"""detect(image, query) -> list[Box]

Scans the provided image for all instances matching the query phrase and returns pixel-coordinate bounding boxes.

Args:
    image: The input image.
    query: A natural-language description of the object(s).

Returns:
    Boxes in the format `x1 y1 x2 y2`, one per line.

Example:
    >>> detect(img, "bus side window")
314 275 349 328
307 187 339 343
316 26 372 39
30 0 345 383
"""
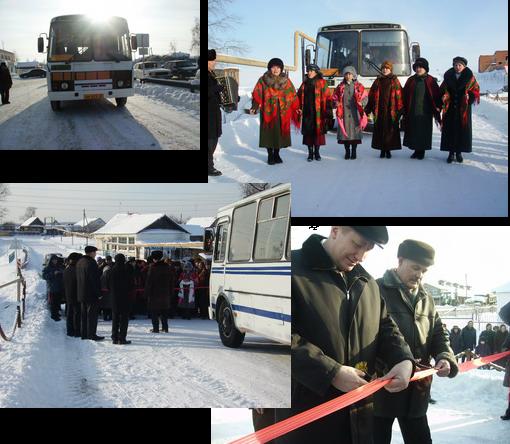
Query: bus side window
214 224 228 262
229 202 257 262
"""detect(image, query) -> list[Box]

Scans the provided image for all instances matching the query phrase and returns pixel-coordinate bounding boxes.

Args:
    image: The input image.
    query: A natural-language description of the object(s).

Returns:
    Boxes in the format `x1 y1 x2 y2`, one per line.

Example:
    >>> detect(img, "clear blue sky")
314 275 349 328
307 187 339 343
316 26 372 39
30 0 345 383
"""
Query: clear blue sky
212 0 508 75
1 183 242 223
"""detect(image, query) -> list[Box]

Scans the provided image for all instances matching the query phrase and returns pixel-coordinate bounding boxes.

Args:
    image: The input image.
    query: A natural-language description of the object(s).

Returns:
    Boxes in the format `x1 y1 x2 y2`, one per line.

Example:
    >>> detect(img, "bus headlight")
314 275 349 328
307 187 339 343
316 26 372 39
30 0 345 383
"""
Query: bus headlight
117 80 124 87
61 82 69 90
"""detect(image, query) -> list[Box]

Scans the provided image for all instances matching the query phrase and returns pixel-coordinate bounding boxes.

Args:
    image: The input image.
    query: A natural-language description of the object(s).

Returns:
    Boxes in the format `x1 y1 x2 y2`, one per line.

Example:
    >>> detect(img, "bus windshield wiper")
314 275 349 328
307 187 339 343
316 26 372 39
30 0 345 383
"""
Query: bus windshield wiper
363 57 383 75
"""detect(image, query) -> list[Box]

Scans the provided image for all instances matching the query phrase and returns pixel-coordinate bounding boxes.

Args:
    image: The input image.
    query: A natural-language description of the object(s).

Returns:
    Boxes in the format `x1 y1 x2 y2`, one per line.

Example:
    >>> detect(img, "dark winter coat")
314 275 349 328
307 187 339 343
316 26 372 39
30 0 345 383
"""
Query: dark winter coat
479 329 495 354
365 74 403 150
439 67 479 153
461 325 477 350
76 255 102 304
100 264 113 309
63 264 79 304
495 329 509 353
502 334 510 388
42 257 64 294
449 328 464 355
374 270 458 418
278 234 415 444
145 261 172 311
402 74 442 151
0 65 13 91
208 70 222 140
297 76 330 146
105 263 134 312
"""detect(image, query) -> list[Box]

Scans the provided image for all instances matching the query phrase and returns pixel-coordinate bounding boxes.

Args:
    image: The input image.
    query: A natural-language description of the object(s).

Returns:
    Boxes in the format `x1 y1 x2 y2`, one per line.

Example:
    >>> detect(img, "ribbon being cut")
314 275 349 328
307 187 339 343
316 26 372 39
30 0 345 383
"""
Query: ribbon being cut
229 350 510 444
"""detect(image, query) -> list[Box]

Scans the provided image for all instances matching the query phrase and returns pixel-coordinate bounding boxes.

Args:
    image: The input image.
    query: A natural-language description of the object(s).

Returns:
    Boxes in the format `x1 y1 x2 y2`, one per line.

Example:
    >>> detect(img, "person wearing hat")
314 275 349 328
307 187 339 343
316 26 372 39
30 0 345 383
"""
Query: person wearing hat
63 252 83 337
145 250 172 332
497 301 510 420
276 227 415 444
207 49 223 176
177 261 198 320
365 61 404 159
439 56 480 164
0 61 13 105
374 239 458 444
332 66 368 160
296 64 331 161
402 58 442 159
76 246 105 341
250 58 300 165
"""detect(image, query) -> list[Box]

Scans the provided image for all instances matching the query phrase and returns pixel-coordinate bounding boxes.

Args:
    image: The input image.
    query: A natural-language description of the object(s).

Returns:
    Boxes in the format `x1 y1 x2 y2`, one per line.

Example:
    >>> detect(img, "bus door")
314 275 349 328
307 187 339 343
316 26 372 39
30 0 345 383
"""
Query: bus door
210 219 229 316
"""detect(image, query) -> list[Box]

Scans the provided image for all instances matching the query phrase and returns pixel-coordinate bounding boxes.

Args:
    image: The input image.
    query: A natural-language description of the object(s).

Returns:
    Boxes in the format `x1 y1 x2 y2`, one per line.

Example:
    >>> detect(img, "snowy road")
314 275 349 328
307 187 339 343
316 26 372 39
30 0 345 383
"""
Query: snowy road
0 78 199 150
0 237 290 407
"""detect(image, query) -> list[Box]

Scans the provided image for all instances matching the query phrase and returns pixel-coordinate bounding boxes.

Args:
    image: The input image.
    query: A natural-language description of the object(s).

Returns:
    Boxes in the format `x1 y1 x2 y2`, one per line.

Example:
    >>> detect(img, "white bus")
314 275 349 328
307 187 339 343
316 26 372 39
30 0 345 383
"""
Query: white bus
38 15 138 111
205 184 291 348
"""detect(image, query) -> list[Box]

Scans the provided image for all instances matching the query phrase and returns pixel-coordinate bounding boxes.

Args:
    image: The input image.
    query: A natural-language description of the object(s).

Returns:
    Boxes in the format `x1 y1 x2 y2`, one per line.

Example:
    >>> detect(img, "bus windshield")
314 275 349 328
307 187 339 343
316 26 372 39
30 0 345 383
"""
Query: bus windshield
361 30 410 76
48 17 132 63
316 31 358 74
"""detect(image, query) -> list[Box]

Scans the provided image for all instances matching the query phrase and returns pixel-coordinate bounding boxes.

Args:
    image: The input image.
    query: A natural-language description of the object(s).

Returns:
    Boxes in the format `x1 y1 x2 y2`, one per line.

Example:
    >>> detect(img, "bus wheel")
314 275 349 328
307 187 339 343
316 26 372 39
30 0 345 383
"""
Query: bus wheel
50 101 61 111
218 301 245 348
115 97 127 107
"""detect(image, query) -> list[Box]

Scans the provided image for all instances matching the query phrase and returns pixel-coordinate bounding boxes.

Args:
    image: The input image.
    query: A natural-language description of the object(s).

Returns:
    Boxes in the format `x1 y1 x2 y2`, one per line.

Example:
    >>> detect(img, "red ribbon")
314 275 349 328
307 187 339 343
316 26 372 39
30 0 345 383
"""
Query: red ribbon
229 350 510 444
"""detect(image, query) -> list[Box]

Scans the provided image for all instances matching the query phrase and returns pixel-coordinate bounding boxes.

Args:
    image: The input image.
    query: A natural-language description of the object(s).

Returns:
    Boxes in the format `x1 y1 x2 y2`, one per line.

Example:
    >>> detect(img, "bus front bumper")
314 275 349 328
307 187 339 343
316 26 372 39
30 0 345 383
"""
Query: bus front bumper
47 88 134 101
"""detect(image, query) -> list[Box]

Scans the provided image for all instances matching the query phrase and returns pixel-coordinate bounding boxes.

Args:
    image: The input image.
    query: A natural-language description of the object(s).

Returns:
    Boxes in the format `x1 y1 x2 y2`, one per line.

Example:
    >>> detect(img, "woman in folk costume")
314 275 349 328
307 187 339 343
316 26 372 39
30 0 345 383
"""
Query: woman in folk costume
177 262 198 320
250 58 300 165
439 56 480 164
332 66 368 160
364 60 404 159
296 64 330 162
402 57 442 159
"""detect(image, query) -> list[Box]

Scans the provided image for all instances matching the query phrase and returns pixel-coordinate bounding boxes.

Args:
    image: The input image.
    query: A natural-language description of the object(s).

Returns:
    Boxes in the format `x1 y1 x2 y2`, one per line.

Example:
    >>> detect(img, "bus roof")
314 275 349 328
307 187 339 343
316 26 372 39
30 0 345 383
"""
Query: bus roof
216 183 290 215
318 22 407 32
50 15 128 23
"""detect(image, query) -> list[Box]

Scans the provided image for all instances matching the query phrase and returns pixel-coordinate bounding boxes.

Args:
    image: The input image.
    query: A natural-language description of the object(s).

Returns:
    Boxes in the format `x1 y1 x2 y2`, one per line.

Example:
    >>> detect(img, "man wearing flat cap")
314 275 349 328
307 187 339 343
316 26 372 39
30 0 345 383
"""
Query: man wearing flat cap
374 239 458 444
276 227 416 444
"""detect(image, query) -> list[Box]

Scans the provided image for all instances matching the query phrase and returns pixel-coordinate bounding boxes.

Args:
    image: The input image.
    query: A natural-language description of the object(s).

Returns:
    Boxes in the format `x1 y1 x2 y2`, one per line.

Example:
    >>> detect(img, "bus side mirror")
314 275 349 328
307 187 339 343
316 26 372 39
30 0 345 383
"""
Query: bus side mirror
305 48 311 67
203 228 214 253
38 37 44 53
131 35 138 51
411 44 420 62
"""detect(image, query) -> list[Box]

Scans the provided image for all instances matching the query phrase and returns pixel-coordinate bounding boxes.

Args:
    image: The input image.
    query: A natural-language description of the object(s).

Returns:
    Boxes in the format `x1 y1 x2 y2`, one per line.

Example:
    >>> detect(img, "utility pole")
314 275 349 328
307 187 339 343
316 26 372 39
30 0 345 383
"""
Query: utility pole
83 209 89 246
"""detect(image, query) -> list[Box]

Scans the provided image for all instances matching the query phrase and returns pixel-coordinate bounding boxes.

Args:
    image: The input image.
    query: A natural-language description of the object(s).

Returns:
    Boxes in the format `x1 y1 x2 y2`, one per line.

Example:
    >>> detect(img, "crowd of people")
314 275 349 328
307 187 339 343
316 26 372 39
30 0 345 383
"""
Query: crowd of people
208 49 481 173
42 246 211 345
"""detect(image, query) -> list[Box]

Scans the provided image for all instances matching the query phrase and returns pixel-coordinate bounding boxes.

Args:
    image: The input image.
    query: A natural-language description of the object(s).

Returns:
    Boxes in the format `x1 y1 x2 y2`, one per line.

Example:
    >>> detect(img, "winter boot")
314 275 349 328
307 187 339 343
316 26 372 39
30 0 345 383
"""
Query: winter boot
411 150 418 158
274 149 283 163
447 151 455 163
385 150 392 159
344 147 351 160
307 146 314 162
314 146 321 161
417 150 425 159
501 405 510 420
380 150 386 158
455 152 463 163
267 148 275 165
351 146 357 159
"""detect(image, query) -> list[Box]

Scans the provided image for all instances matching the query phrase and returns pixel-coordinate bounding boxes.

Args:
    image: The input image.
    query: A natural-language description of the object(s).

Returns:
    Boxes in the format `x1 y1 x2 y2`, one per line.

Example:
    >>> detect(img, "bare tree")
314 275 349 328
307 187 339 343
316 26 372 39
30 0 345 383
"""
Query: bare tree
0 183 10 221
208 0 249 55
20 206 37 222
240 183 272 198
191 17 200 53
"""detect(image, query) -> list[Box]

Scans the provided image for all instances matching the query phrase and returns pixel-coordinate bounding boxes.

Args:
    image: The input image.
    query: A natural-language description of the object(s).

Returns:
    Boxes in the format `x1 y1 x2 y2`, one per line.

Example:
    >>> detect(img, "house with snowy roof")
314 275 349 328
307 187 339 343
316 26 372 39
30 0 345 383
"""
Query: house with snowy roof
186 217 215 228
72 217 106 233
93 213 198 260
19 216 44 233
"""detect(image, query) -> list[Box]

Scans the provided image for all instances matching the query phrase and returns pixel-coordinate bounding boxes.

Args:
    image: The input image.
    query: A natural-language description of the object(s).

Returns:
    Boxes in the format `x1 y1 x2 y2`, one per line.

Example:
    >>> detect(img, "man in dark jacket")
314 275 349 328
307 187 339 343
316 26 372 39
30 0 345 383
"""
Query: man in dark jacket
145 250 171 333
499 302 510 420
277 227 415 444
449 325 464 357
43 254 65 321
63 252 82 337
208 49 223 176
105 254 134 344
76 246 104 341
461 320 477 361
479 324 495 354
0 62 13 105
374 239 458 444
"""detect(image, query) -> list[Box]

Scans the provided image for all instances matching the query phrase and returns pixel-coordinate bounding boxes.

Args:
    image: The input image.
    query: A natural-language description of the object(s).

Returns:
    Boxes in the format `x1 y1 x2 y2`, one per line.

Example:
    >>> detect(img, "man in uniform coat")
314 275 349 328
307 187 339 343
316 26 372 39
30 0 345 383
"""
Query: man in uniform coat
145 250 172 333
76 246 104 341
63 252 83 337
374 239 458 444
277 226 416 444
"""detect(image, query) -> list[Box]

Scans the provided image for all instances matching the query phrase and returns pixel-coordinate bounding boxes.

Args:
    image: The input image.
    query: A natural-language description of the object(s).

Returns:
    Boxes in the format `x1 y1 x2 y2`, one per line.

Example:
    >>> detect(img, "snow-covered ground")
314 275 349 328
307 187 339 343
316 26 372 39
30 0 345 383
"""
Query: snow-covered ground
0 236 290 408
0 78 199 150
211 370 509 444
210 85 508 217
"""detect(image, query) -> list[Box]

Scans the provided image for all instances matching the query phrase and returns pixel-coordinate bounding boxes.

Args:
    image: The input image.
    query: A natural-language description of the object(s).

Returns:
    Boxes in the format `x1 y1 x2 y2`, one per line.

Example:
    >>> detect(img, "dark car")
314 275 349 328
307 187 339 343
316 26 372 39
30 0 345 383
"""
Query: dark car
20 69 47 79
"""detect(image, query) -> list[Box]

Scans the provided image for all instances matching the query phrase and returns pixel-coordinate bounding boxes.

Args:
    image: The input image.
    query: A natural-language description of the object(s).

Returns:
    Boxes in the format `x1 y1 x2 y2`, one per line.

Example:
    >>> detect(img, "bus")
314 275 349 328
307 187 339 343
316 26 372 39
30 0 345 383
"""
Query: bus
308 22 420 91
38 15 138 111
205 184 291 348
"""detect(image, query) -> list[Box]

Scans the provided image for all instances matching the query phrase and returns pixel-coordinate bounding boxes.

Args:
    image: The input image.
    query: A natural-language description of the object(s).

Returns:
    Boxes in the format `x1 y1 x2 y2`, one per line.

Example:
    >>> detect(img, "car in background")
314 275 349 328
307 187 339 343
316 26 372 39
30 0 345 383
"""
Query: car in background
20 68 47 79
164 59 198 79
133 62 171 82
190 69 200 93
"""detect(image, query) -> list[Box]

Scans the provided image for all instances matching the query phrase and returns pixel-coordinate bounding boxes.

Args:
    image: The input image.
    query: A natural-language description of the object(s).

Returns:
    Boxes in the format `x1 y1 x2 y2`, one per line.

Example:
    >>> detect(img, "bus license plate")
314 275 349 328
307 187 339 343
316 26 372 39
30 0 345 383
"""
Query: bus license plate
84 94 103 100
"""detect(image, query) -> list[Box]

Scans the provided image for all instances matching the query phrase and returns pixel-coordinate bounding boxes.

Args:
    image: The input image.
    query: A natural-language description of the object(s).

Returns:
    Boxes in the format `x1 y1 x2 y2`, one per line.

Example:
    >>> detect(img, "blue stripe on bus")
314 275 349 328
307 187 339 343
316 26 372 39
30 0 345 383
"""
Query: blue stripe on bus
212 303 291 322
